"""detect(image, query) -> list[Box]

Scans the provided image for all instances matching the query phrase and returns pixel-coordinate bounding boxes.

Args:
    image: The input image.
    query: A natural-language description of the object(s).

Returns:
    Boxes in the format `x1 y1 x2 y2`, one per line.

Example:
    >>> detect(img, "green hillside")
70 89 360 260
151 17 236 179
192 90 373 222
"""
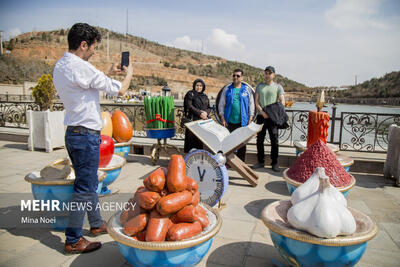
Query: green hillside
335 71 400 98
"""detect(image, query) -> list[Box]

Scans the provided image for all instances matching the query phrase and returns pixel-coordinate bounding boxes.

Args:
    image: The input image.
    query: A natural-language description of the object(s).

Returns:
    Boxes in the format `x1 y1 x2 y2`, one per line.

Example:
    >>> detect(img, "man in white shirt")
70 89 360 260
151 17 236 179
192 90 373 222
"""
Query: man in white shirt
53 23 133 254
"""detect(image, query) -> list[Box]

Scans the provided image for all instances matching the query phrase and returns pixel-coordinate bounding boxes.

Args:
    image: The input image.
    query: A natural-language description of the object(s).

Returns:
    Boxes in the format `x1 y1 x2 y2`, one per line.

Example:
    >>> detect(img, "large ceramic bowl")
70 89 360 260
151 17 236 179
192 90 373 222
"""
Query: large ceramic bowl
24 168 106 230
107 203 222 267
335 154 354 172
114 140 132 159
98 154 126 195
283 169 356 197
261 200 378 267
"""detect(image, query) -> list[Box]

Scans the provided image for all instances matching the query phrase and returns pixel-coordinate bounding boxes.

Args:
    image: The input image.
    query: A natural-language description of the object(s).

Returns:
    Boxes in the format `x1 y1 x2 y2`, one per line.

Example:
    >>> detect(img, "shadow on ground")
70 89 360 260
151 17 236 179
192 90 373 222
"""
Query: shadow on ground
228 175 255 188
353 172 396 189
2 143 29 151
206 241 285 266
0 205 65 254
70 241 126 267
265 181 290 196
126 154 170 167
244 199 279 219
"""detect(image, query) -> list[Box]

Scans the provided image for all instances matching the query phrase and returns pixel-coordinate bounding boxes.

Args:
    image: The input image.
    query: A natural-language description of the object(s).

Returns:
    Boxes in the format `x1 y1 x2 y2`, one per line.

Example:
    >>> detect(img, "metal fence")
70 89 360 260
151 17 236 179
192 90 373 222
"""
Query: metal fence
0 100 398 153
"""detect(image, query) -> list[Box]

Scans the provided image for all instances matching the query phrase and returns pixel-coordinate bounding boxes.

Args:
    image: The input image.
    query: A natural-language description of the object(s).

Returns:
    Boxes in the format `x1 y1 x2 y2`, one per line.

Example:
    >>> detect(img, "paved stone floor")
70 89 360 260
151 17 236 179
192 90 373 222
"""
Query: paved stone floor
0 140 399 266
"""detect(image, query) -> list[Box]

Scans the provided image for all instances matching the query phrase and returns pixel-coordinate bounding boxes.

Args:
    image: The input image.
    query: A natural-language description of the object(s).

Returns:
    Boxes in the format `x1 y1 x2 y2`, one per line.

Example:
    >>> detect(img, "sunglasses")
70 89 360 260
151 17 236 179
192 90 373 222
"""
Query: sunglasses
232 74 241 78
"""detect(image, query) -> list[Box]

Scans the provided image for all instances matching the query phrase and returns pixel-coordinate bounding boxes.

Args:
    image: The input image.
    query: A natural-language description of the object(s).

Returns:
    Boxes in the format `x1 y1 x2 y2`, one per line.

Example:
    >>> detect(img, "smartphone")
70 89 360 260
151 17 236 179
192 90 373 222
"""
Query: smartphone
121 51 130 69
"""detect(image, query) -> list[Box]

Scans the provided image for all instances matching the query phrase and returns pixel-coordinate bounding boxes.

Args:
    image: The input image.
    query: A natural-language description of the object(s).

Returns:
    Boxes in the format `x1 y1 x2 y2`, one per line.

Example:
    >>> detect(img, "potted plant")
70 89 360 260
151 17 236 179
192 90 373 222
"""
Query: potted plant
27 74 65 152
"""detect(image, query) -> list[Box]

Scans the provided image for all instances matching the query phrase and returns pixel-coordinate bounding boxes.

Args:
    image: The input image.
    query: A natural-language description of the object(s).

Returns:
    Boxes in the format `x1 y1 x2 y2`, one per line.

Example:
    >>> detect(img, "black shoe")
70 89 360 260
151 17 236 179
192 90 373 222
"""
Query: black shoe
271 164 281 172
251 162 264 169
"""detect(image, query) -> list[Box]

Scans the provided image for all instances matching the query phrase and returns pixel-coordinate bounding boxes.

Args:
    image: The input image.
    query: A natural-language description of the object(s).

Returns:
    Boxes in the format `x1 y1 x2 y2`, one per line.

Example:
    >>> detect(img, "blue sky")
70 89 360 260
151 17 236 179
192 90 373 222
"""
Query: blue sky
1 0 399 87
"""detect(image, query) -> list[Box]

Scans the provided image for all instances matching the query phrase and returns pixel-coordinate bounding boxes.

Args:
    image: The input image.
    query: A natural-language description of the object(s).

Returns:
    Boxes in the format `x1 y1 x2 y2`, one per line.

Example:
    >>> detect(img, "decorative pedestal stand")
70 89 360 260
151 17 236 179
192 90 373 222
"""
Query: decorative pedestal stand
107 203 222 267
145 128 180 165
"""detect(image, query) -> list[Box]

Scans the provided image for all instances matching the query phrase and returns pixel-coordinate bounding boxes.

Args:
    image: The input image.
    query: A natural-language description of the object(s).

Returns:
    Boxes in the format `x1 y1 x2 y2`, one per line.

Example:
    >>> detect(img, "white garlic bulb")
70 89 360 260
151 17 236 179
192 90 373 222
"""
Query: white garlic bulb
287 173 356 238
291 167 347 207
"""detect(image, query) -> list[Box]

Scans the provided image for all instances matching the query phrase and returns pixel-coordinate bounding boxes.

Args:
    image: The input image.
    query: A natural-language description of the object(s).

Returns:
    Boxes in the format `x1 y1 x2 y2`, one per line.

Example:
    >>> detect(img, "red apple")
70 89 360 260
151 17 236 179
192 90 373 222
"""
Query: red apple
99 134 114 167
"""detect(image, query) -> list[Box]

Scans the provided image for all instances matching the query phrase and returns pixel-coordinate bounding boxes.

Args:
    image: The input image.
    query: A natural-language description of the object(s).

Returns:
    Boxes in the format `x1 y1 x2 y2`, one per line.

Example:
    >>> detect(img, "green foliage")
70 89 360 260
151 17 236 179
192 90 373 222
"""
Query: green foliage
132 75 167 88
7 39 15 50
171 64 186 70
187 64 214 77
32 74 56 111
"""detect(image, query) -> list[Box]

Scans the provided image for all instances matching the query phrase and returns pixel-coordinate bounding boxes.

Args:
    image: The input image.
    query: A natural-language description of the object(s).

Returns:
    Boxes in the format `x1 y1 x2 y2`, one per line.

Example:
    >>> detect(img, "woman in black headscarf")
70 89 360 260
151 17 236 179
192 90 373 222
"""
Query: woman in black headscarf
183 78 211 153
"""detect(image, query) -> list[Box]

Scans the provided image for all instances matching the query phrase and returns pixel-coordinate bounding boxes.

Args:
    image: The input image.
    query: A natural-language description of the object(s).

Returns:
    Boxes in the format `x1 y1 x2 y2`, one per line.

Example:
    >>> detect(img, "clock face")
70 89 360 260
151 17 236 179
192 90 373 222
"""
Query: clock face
184 150 228 207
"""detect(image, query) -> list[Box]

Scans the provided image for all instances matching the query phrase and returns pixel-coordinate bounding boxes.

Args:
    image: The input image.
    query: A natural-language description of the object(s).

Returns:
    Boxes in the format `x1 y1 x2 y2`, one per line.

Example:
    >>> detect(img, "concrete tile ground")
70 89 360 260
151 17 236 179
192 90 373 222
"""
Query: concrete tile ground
0 140 399 266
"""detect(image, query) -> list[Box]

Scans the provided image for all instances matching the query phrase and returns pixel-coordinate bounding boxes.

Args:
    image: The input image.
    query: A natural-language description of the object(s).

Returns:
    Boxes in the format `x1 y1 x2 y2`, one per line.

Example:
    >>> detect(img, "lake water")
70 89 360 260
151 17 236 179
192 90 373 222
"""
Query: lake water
287 102 400 116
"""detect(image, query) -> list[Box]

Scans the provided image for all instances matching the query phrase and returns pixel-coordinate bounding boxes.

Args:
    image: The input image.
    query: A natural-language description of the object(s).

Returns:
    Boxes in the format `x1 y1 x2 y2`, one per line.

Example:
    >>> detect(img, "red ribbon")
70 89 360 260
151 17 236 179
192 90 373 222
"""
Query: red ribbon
146 114 175 124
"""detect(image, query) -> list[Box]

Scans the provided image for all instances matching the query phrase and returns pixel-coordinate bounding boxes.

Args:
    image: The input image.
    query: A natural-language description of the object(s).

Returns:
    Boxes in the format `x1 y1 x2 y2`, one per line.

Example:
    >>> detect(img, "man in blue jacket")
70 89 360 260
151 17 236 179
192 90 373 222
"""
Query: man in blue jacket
218 69 255 162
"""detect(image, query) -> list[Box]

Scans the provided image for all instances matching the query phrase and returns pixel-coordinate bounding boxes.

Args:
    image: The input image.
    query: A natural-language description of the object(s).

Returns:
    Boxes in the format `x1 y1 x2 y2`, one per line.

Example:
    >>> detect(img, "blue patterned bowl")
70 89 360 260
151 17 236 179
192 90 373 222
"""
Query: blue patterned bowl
261 200 377 267
114 140 132 159
107 203 222 267
282 169 356 197
98 154 126 195
24 168 106 230
145 128 176 139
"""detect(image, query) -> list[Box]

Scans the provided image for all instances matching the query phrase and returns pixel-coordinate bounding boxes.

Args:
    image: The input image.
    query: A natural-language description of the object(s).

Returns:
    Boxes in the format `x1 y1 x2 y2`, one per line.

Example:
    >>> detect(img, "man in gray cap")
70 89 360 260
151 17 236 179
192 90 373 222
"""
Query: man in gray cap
252 66 285 172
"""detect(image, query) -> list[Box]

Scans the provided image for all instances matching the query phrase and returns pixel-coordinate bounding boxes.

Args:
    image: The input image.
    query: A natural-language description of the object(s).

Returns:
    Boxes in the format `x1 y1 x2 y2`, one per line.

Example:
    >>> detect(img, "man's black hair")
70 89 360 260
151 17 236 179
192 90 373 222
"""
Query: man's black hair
68 23 102 51
233 68 244 75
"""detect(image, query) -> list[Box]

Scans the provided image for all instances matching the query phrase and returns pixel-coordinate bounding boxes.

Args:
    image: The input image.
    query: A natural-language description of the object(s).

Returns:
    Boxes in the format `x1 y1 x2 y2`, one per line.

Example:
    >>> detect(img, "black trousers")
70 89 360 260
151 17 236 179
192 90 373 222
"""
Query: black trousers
184 127 204 153
227 123 246 162
256 118 279 165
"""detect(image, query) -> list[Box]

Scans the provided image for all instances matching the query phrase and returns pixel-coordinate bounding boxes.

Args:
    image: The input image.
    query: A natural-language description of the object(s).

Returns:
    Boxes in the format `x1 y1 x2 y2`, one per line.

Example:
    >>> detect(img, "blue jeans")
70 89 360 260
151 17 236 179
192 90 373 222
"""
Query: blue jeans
65 127 103 244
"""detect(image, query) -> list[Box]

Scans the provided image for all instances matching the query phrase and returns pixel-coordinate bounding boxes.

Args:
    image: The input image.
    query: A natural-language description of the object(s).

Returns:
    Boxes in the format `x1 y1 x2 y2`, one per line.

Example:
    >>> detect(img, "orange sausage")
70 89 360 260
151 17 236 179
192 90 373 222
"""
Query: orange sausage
135 186 146 198
145 210 170 242
167 221 202 241
144 168 166 192
195 205 207 216
120 207 138 225
170 214 179 224
157 190 192 215
161 167 168 177
186 176 198 194
174 205 197 223
136 230 147 241
166 155 187 192
168 220 176 231
195 213 209 229
160 188 169 197
191 191 200 206
124 213 149 236
138 190 161 210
